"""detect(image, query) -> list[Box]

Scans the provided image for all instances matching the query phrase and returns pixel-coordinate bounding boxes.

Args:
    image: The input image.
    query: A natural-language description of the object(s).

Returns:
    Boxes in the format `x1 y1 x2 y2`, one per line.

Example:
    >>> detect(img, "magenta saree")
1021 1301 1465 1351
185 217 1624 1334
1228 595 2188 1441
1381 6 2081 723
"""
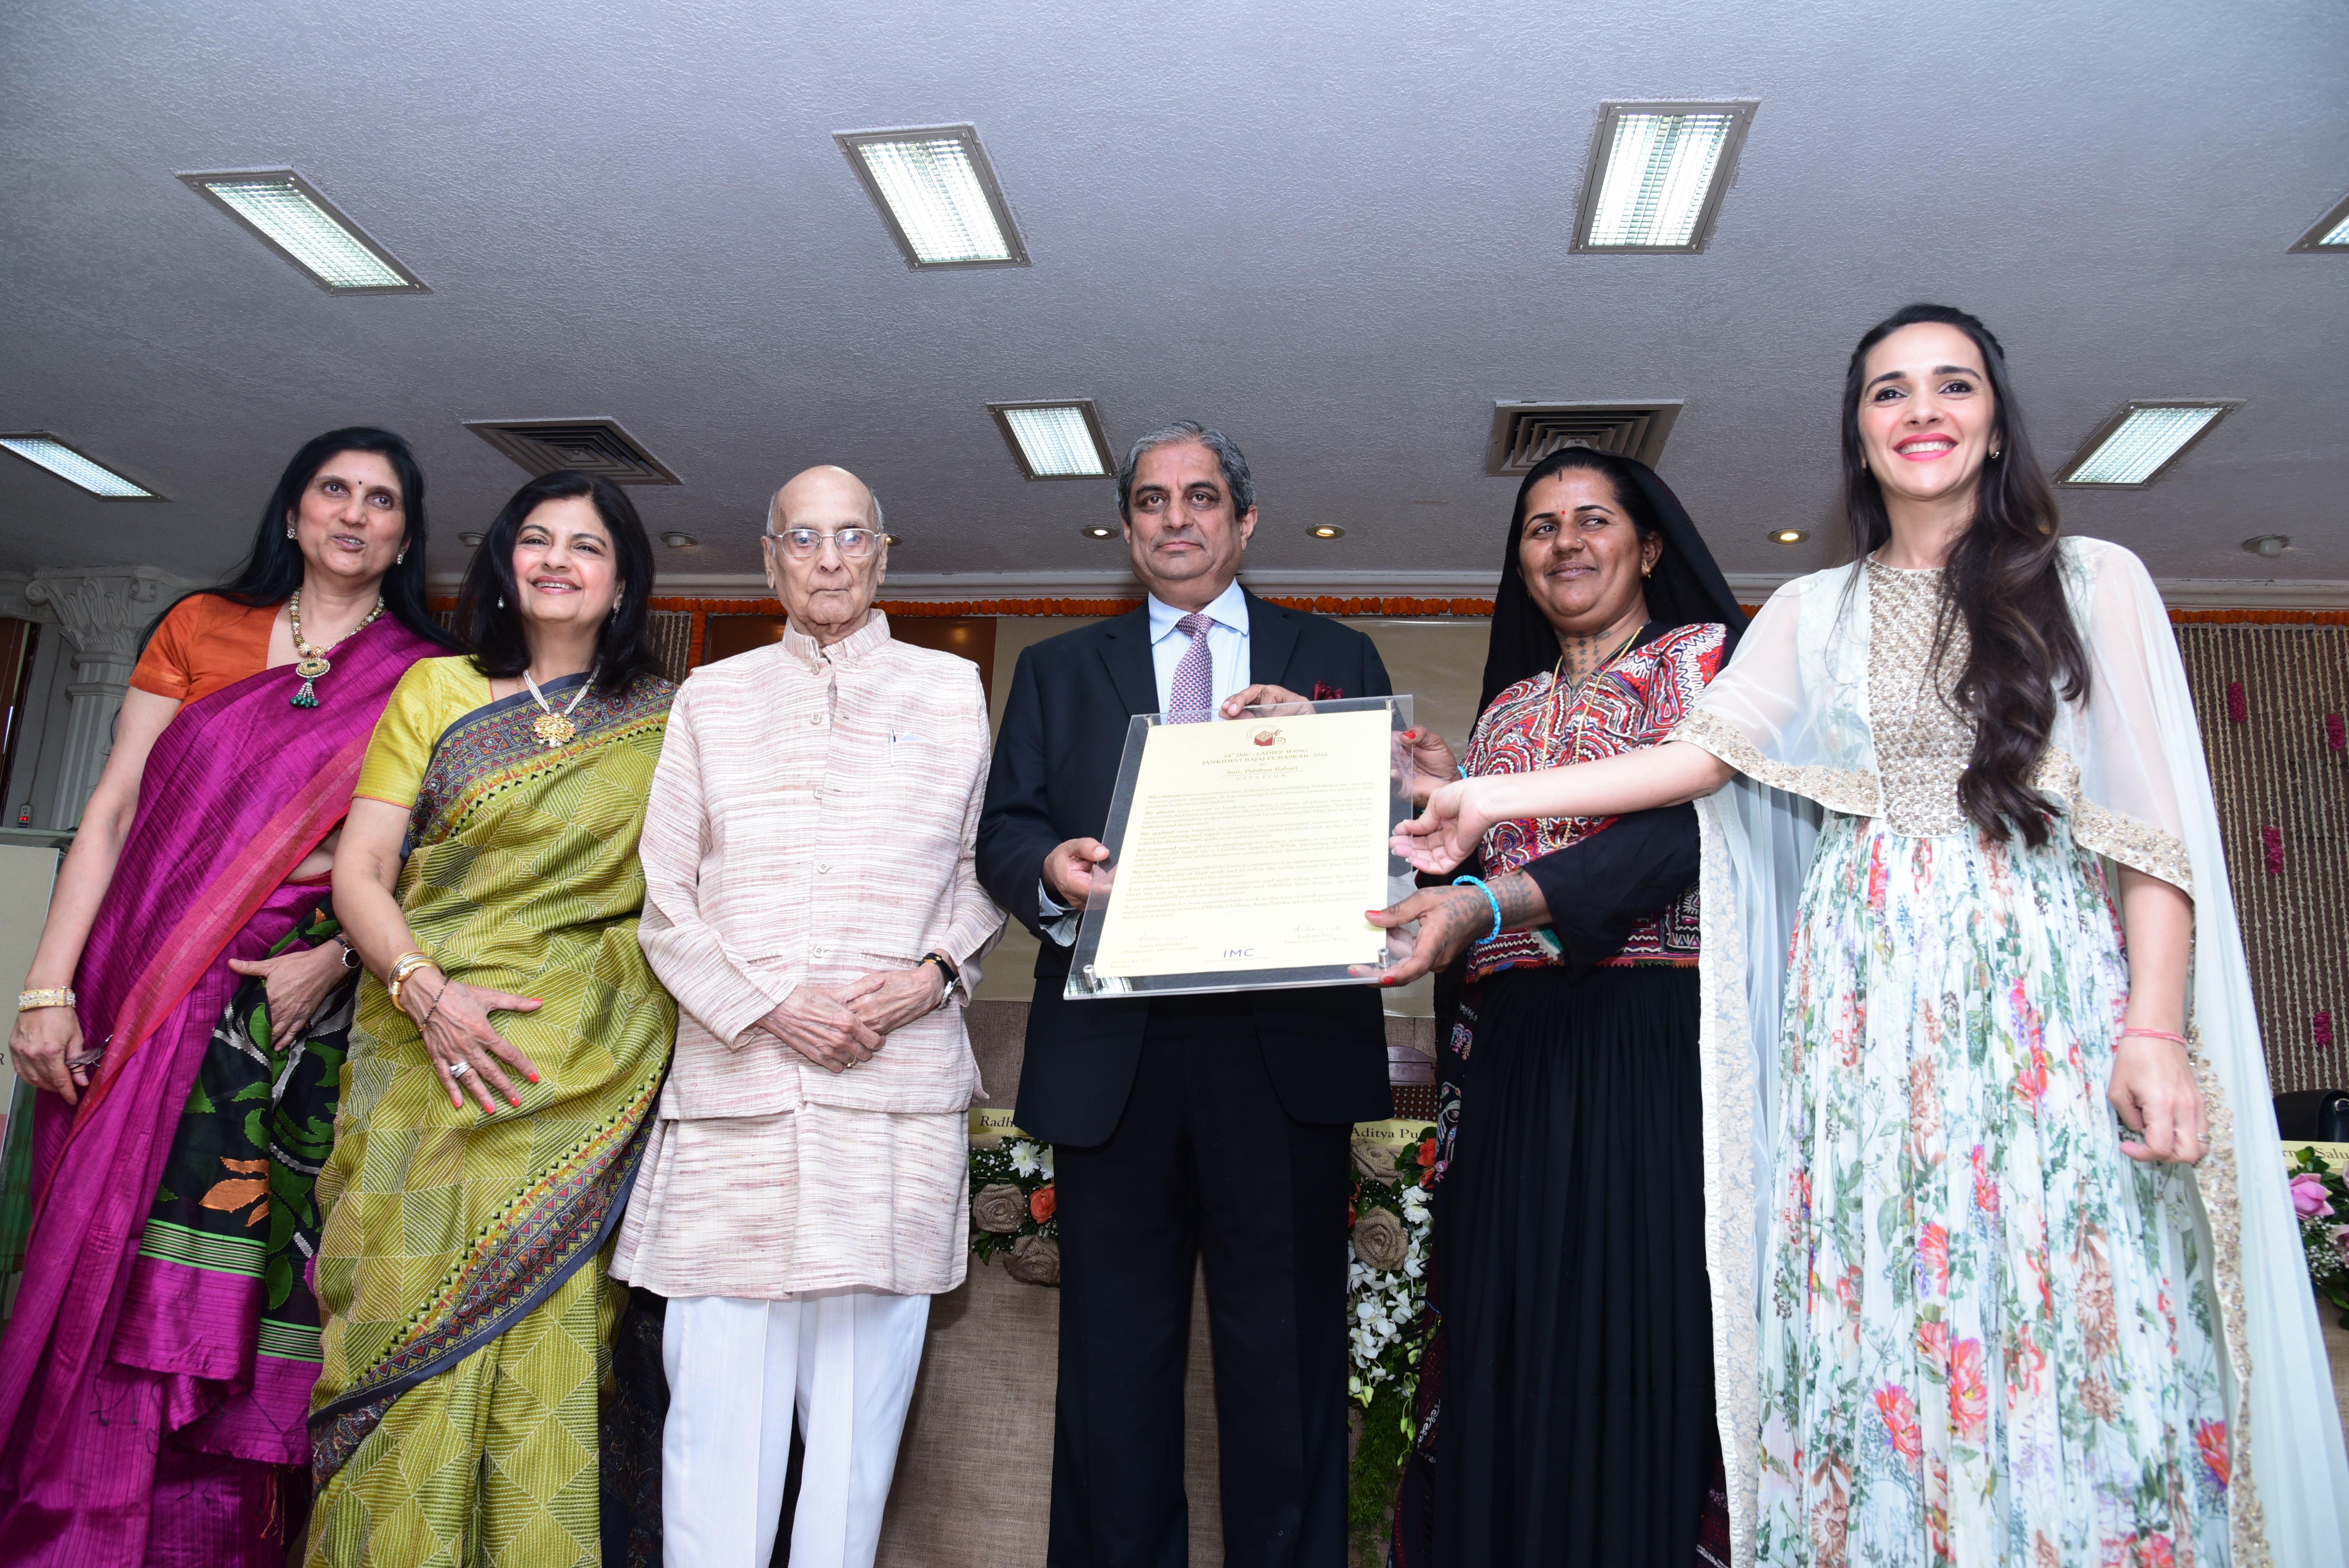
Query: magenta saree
0 615 437 1568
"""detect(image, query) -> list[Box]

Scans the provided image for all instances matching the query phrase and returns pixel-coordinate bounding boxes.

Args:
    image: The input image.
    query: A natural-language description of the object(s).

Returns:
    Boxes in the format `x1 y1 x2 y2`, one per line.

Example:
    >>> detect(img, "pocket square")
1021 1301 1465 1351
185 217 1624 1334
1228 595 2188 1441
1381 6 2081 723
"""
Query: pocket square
1312 681 1343 700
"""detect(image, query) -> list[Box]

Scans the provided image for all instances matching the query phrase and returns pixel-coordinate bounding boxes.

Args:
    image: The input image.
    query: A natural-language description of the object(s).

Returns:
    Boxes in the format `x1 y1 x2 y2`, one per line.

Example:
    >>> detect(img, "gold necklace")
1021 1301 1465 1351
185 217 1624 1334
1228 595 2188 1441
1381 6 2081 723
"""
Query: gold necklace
286 591 386 708
523 666 597 747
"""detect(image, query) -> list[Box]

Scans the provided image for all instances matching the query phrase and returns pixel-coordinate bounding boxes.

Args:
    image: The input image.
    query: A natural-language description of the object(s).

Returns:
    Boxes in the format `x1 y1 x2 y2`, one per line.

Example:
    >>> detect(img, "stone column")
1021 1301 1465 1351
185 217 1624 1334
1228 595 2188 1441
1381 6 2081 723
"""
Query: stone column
8 569 186 827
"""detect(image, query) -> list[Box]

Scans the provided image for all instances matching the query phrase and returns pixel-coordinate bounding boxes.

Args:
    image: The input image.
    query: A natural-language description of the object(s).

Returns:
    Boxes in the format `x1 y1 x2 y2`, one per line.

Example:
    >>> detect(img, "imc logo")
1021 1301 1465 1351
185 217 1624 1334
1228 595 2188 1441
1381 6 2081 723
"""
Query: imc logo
1222 947 1255 959
1251 727 1285 747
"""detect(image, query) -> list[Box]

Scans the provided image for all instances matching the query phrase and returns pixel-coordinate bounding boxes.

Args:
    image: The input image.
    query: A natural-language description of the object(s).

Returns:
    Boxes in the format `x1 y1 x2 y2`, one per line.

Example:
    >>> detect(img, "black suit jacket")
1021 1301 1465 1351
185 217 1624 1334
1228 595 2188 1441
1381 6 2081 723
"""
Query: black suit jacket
977 590 1395 1147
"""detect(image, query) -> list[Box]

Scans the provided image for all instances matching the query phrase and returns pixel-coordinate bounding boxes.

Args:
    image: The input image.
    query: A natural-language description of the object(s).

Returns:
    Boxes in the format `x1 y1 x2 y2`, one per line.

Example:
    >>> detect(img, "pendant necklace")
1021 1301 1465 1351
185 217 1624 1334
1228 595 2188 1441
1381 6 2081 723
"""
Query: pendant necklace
524 666 597 747
286 591 386 708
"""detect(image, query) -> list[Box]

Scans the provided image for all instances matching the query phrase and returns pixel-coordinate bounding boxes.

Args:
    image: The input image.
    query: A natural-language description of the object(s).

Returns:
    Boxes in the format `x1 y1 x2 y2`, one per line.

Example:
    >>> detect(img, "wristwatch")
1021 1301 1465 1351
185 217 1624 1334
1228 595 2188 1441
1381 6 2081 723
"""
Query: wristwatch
333 933 362 971
918 951 960 1009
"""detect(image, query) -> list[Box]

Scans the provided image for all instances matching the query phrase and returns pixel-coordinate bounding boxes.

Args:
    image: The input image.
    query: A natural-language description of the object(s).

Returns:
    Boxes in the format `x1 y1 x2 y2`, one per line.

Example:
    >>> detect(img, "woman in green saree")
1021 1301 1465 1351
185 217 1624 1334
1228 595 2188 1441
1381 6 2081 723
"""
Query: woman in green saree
309 470 677 1568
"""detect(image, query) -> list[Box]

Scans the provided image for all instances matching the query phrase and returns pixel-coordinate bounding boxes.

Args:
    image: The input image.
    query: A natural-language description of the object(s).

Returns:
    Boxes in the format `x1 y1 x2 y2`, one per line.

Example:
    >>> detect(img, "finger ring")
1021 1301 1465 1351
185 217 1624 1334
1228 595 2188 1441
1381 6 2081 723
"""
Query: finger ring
446 1059 471 1081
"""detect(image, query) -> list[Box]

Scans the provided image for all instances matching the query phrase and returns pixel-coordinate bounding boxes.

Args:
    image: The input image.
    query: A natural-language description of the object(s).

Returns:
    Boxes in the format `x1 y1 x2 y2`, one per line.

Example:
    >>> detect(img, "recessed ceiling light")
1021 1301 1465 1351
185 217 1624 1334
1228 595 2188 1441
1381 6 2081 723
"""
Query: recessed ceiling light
0 433 160 499
2290 192 2349 253
989 401 1113 479
836 125 1028 269
1309 525 1346 540
1769 528 1809 545
881 533 902 547
2059 400 2242 487
1573 102 1758 253
458 531 485 547
660 531 698 549
1080 525 1117 540
178 169 426 293
2242 534 2290 558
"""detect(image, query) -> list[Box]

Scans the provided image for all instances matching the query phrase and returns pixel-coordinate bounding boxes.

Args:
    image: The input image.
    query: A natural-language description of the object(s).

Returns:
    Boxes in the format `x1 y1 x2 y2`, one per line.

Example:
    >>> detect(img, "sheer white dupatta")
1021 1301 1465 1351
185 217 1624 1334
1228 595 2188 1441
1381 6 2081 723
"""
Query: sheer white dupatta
1678 540 2349 1568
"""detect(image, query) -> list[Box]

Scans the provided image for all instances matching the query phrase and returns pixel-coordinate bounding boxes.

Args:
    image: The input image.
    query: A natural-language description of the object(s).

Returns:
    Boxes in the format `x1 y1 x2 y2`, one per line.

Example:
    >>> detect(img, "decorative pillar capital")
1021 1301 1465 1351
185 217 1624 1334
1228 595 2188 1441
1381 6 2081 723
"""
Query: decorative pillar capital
14 567 193 668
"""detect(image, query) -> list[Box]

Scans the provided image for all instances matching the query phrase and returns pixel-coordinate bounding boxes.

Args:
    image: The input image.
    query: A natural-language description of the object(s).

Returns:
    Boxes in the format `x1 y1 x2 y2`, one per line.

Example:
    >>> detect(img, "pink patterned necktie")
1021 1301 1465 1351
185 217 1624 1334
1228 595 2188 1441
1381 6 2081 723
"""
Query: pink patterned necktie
1167 611 1216 722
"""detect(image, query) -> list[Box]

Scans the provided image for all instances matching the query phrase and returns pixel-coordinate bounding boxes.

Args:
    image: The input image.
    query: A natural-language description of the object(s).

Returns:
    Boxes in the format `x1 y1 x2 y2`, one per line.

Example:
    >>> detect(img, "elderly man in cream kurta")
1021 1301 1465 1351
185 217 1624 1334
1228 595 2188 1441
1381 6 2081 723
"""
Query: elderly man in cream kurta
613 465 1003 1568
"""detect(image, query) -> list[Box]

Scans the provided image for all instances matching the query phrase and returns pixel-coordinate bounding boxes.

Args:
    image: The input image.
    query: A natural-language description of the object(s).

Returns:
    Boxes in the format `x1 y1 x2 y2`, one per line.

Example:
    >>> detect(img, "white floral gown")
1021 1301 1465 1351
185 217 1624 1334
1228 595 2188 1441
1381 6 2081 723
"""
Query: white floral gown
1681 554 2237 1568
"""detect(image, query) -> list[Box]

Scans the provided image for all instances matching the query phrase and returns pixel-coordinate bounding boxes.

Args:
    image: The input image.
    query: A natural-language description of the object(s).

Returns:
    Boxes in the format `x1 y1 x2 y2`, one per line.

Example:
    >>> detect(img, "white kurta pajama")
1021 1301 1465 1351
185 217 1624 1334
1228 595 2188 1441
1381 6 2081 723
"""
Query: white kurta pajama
614 611 1004 1568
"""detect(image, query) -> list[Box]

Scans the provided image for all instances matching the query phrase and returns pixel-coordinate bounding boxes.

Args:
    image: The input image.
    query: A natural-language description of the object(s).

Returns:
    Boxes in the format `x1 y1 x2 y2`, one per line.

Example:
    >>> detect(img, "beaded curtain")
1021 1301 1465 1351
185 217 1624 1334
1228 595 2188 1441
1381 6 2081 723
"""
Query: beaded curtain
2179 624 2349 1097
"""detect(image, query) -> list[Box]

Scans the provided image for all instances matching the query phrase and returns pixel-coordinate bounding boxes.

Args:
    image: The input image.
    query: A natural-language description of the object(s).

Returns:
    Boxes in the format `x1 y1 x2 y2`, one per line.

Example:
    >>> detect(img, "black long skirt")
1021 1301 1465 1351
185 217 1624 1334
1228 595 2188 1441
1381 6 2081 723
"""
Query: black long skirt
1430 964 1713 1568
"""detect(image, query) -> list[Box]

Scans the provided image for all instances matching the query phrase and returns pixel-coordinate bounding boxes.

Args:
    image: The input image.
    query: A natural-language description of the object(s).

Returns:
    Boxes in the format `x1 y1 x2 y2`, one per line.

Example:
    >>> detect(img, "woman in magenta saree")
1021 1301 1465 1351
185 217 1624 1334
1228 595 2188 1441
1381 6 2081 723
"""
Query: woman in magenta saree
0 428 455 1567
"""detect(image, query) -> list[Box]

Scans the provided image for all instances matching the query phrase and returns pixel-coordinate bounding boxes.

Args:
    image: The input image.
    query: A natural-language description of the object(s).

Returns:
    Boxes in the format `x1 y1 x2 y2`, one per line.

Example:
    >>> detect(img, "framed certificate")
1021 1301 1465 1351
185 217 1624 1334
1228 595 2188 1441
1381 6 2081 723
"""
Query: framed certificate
1064 695 1417 1000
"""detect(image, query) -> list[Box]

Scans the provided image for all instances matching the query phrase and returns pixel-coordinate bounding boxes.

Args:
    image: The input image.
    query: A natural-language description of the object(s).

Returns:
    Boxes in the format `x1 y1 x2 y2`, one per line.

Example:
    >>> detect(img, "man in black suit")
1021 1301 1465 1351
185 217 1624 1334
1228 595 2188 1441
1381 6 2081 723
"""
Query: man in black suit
977 422 1392 1568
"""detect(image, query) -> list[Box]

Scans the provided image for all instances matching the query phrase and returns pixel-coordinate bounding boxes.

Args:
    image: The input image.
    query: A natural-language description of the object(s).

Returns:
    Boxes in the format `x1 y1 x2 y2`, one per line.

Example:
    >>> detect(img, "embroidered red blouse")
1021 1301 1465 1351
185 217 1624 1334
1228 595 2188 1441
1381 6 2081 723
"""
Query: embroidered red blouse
1462 621 1728 980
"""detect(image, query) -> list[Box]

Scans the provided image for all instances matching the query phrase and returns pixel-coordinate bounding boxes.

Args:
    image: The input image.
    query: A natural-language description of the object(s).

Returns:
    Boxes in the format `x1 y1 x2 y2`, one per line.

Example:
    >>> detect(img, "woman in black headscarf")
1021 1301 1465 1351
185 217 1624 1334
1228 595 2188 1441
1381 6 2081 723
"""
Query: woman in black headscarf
1371 447 1747 1568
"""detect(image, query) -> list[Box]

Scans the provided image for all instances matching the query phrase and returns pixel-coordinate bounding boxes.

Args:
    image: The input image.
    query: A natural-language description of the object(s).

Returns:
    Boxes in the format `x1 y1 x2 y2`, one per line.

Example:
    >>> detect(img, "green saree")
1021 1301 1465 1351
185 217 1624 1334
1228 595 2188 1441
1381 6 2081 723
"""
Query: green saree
306 661 677 1568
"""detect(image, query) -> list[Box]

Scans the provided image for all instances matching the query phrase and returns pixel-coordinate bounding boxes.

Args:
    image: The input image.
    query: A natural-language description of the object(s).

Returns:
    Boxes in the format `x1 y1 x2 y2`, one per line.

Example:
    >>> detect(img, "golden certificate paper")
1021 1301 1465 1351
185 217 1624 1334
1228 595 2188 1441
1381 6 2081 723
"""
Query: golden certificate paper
1085 707 1395 982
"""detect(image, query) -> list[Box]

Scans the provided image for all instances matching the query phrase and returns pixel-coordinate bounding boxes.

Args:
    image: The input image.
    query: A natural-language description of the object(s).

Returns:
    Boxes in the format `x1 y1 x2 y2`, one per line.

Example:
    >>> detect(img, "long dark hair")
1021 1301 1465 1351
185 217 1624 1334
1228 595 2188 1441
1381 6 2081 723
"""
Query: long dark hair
1479 446 1747 714
1841 303 2088 847
453 470 662 696
146 426 457 654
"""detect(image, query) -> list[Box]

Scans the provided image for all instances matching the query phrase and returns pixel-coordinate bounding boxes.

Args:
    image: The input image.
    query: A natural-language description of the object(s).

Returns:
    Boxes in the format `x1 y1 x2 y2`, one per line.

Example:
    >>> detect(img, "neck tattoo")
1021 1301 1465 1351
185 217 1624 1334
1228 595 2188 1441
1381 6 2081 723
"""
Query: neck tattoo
1553 620 1643 695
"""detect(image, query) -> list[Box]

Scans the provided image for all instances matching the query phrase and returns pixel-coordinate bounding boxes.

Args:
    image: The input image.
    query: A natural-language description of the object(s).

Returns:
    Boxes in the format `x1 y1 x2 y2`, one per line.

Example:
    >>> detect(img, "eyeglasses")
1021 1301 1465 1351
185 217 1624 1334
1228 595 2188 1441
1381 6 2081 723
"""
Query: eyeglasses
765 527 881 560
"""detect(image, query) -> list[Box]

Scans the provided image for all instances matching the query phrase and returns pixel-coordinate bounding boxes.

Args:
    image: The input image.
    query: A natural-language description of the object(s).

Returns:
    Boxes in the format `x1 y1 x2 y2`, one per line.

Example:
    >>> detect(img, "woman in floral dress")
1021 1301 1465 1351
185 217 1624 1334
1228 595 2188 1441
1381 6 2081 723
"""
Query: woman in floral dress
1395 303 2347 1567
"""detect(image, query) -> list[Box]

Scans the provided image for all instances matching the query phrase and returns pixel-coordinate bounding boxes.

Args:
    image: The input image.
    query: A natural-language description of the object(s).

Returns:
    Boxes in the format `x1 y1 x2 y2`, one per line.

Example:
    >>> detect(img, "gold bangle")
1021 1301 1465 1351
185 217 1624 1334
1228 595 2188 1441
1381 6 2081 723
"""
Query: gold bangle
387 952 438 1009
16 987 75 1012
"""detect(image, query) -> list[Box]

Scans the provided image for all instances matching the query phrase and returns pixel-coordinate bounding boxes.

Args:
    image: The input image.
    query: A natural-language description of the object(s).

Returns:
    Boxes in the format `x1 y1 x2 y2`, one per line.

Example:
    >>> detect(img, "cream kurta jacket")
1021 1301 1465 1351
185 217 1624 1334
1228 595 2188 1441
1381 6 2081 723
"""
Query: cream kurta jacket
635 611 1004 1121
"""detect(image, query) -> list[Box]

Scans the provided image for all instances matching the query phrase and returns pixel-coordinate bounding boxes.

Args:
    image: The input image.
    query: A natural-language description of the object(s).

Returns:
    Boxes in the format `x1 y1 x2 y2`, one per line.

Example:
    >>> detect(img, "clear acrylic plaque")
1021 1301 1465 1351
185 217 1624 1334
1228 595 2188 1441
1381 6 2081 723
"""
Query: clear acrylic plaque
1064 694 1417 1000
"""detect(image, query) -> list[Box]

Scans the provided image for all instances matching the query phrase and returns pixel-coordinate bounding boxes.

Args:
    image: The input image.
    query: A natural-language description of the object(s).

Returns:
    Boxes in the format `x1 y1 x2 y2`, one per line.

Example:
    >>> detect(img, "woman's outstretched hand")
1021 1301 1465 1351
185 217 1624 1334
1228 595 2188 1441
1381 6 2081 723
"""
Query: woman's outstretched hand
1401 728 1459 807
1365 885 1490 987
1393 777 1492 875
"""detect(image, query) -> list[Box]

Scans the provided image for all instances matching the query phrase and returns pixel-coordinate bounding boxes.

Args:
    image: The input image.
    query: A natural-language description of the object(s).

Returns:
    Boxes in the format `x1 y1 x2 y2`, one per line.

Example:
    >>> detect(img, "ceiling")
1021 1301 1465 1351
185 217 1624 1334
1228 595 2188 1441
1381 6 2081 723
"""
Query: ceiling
2 0 2343 593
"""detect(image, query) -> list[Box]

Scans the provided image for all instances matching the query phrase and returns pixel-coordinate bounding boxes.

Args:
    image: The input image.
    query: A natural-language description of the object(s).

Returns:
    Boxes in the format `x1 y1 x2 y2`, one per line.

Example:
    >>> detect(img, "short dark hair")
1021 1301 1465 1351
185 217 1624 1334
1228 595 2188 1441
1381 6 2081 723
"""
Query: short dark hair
148 426 458 656
1115 421 1255 523
453 470 663 697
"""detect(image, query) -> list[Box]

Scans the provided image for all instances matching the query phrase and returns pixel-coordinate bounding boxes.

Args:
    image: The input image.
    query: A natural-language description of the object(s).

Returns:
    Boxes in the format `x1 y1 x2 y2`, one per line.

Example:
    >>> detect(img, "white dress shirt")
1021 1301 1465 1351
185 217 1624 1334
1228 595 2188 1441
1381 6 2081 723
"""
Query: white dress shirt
1039 579 1253 939
1145 577 1252 714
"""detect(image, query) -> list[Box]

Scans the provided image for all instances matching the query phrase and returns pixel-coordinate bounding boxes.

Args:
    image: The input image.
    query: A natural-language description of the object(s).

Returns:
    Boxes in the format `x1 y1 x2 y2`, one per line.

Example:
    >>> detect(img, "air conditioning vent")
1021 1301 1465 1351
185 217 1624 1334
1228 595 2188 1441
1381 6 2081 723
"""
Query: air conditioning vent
1484 401 1682 476
462 418 681 485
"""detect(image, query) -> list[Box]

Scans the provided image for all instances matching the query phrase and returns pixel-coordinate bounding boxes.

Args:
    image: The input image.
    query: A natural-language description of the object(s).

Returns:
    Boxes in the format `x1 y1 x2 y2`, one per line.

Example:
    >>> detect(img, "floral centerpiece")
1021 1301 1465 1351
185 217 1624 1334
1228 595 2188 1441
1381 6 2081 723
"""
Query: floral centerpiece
1346 1125 1436 1552
2287 1146 2349 1328
970 1134 1061 1287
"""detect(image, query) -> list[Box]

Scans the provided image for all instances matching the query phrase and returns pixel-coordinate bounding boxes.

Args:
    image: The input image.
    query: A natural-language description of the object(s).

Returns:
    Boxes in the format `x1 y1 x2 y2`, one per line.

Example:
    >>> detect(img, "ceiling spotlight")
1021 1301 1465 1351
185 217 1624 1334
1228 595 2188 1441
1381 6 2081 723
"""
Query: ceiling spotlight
1309 525 1346 540
881 533 902 547
836 125 1028 269
1080 525 1117 540
178 169 426 293
1572 102 1758 253
457 531 485 547
2059 400 2242 487
0 433 160 499
2290 192 2349 253
1769 528 1809 545
989 401 1113 479
2243 534 2290 559
660 531 698 549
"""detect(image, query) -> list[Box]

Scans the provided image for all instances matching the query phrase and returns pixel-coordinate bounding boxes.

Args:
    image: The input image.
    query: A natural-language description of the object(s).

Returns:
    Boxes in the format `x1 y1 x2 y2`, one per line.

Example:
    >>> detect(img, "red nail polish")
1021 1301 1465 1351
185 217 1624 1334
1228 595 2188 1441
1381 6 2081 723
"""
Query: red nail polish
528 1073 540 1084
510 1096 521 1108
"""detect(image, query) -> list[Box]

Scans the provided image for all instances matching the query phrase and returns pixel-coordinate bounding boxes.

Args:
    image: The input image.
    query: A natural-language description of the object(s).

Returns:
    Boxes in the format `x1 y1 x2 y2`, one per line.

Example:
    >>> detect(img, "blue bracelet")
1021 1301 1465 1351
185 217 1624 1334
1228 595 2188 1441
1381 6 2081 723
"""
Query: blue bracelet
1452 875 1503 943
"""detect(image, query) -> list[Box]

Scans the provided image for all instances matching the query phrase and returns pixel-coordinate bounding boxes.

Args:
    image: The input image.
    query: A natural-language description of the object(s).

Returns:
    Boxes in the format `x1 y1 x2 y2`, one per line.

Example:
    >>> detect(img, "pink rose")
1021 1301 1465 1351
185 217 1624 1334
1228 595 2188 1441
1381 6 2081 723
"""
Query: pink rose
2330 1224 2349 1265
2293 1173 2337 1219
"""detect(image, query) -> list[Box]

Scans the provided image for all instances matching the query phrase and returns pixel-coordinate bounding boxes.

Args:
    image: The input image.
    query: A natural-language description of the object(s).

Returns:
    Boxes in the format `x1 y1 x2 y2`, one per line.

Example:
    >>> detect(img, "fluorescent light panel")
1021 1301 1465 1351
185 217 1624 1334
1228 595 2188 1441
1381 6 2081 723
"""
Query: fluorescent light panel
989 401 1112 480
2060 402 2239 487
1574 102 1756 253
179 169 426 293
2290 191 2349 252
836 126 1028 269
0 435 158 499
